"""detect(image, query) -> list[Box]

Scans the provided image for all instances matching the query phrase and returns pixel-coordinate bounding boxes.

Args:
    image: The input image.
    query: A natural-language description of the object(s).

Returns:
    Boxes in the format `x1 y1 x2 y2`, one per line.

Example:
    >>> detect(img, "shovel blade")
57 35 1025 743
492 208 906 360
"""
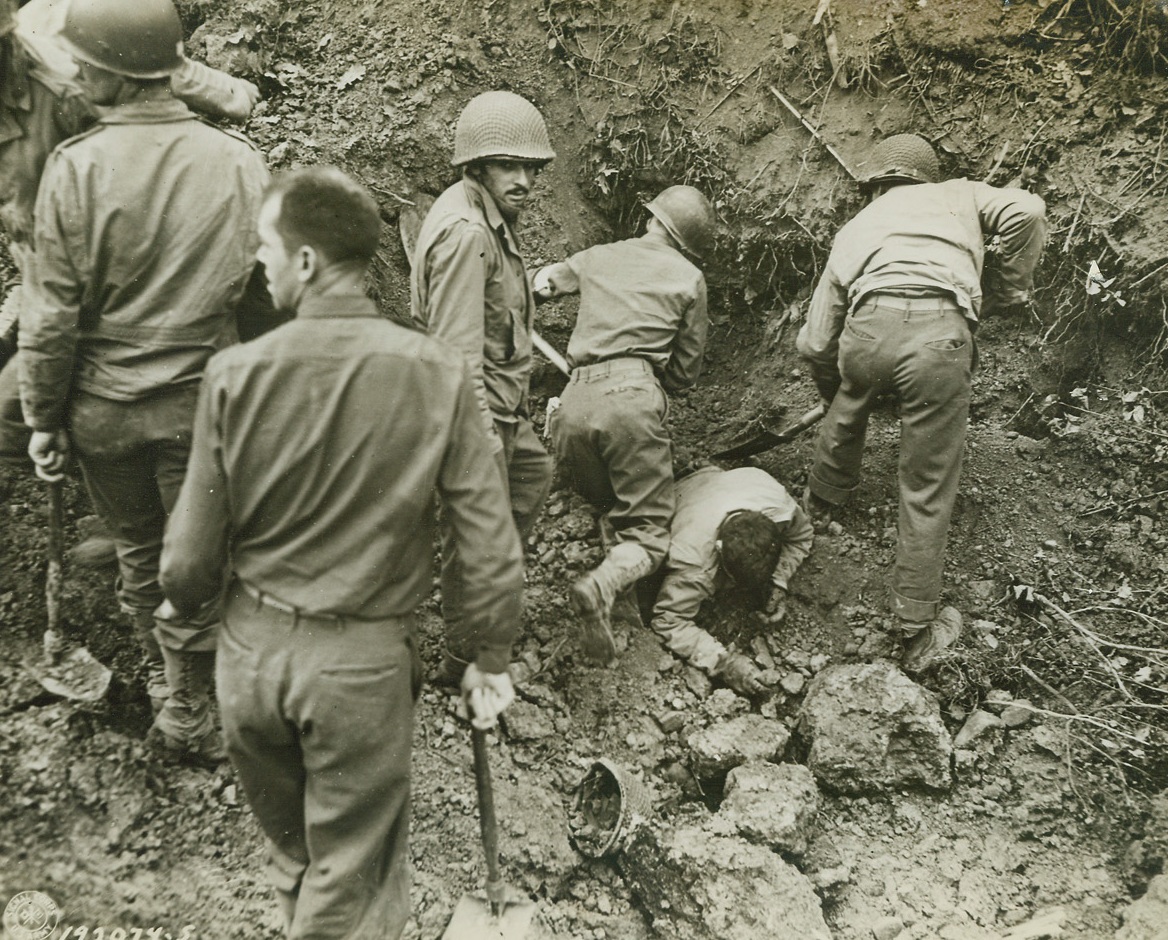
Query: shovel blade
442 893 537 940
27 646 112 702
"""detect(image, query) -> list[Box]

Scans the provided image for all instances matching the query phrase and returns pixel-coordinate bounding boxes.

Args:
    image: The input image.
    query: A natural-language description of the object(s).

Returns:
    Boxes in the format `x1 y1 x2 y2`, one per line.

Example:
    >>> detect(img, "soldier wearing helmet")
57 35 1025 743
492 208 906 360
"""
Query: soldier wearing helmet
530 185 713 673
410 90 555 682
18 0 270 762
796 132 1047 672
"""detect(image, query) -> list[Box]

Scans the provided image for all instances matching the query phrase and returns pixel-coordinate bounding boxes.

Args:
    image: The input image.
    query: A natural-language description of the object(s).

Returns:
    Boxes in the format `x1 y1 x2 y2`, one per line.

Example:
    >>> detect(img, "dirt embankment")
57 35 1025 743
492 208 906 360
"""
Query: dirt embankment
3 1 1168 939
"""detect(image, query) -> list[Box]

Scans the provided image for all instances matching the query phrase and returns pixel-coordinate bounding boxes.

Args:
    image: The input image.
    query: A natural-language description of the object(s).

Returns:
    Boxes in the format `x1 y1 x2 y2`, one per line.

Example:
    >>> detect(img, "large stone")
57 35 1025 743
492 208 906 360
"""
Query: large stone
1116 874 1168 940
622 823 831 940
686 715 791 779
718 761 820 855
797 662 953 793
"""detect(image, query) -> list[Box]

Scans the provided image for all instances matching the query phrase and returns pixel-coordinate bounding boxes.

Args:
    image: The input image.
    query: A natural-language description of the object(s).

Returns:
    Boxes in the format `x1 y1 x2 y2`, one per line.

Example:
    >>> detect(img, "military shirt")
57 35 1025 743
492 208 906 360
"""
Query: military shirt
410 177 535 440
19 96 269 431
161 294 523 673
540 233 708 393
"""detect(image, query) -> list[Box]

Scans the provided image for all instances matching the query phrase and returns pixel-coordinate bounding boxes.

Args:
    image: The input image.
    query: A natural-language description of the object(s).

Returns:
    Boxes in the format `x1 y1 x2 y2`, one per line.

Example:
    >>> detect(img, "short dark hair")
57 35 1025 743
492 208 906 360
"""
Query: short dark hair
718 510 782 599
265 166 380 266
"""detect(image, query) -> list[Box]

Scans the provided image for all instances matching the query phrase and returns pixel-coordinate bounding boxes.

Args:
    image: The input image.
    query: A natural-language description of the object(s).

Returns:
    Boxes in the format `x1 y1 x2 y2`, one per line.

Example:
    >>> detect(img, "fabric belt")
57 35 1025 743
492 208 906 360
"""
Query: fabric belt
235 578 401 629
570 356 656 383
858 291 960 313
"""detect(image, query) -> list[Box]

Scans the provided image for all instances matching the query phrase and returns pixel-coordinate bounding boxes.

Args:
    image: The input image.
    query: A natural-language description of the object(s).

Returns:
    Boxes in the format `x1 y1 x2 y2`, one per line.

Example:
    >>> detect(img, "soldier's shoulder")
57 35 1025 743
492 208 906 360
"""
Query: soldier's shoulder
52 122 103 151
199 120 264 154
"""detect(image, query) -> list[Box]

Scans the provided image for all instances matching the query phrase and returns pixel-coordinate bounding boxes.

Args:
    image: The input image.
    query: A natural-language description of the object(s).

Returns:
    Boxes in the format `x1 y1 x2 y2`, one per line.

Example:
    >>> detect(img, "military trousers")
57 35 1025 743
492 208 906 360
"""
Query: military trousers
807 295 972 622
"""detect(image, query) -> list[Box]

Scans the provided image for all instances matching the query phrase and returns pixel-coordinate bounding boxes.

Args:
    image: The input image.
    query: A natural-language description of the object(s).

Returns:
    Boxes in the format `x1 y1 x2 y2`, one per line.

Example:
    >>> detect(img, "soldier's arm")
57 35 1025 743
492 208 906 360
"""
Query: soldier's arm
170 58 261 124
18 152 81 432
975 183 1047 306
663 273 709 393
160 357 232 616
768 504 814 591
422 223 499 442
438 367 523 675
796 265 849 403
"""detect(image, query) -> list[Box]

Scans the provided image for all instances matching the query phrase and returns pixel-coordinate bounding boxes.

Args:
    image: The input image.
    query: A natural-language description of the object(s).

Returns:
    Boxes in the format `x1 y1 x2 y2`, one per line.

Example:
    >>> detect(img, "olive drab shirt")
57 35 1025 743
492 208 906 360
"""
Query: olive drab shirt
796 178 1047 379
545 234 708 393
18 97 269 432
161 295 524 674
652 467 815 644
410 176 536 445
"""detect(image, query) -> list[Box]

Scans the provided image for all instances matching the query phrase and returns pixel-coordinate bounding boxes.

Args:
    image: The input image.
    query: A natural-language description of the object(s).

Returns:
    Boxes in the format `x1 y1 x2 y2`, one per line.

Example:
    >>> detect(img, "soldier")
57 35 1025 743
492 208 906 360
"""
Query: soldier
650 466 814 695
18 0 270 759
410 90 555 679
533 185 714 664
796 133 1046 672
161 167 521 940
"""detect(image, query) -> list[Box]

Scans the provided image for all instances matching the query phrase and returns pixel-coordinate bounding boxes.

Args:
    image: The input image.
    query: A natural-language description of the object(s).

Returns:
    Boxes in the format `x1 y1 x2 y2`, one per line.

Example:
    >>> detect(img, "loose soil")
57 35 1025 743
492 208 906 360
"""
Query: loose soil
3 1 1167 938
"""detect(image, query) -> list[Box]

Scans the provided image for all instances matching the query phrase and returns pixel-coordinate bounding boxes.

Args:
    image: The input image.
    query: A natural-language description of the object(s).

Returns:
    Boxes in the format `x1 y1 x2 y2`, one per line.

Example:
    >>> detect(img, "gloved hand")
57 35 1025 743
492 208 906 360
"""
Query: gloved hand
458 661 516 730
29 429 69 482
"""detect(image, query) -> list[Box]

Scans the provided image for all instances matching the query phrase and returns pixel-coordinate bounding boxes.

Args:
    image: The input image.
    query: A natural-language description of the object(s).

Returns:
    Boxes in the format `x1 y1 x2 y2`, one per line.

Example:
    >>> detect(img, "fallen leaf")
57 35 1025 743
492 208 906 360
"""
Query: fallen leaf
337 64 367 90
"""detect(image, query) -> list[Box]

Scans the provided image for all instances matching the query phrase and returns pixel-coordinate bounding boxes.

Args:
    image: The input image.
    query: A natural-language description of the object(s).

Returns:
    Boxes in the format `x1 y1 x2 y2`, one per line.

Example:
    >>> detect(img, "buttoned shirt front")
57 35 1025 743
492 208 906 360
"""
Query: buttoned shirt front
410 176 535 438
551 234 708 393
161 293 523 673
18 96 269 430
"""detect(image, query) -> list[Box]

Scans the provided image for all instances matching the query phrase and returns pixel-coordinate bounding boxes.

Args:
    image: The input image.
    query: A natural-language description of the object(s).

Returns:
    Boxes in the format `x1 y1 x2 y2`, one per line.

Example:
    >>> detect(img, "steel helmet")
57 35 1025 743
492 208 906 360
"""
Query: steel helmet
646 185 717 261
60 0 184 79
859 134 941 188
451 91 556 167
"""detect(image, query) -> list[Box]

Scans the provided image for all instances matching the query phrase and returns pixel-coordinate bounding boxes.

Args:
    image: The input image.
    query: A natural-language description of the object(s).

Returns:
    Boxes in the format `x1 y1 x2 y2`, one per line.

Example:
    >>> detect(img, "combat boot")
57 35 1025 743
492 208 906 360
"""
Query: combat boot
148 646 225 765
123 604 169 715
570 542 654 665
901 606 963 674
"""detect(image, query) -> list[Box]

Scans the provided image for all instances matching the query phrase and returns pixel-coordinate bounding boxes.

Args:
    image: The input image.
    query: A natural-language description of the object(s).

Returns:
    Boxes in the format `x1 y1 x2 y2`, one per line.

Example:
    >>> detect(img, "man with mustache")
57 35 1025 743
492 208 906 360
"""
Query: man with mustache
411 90 555 681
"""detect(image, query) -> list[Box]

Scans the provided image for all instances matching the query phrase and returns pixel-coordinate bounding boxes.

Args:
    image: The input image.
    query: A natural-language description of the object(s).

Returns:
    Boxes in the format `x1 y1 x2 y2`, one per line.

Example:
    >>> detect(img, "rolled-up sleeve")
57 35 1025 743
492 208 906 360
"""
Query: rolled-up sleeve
767 505 814 591
160 355 232 615
796 263 849 401
438 369 523 674
19 152 82 432
171 58 258 124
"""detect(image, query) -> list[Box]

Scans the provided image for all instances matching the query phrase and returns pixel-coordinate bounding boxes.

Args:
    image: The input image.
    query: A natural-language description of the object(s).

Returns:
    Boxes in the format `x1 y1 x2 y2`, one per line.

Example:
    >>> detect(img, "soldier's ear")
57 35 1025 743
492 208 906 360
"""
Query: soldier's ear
296 245 318 282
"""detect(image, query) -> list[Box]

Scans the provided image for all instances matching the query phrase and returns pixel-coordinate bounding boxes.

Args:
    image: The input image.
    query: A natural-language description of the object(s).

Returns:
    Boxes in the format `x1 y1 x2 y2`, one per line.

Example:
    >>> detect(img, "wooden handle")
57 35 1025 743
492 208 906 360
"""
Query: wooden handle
45 480 64 635
471 726 505 913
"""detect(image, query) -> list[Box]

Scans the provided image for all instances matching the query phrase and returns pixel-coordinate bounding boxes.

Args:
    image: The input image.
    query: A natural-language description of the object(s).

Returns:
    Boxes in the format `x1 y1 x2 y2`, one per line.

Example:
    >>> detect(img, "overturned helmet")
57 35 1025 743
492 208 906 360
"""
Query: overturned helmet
646 185 716 261
60 0 183 79
859 133 941 188
452 91 555 167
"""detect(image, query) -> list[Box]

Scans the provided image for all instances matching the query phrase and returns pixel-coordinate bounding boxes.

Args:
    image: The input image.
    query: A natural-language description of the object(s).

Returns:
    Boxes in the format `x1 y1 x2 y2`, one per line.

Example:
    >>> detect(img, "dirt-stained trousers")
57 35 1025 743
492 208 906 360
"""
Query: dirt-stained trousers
217 581 421 940
807 295 972 623
550 357 675 568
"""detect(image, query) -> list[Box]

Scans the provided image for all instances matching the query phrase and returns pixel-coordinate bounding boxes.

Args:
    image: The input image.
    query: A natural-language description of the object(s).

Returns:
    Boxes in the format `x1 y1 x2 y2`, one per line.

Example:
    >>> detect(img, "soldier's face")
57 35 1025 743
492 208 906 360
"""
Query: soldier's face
74 60 123 106
472 160 542 223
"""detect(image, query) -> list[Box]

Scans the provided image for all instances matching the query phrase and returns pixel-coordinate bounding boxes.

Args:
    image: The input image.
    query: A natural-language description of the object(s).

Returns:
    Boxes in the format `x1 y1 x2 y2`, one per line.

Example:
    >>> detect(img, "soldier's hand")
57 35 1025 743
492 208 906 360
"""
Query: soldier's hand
765 585 788 624
459 662 516 730
29 430 69 482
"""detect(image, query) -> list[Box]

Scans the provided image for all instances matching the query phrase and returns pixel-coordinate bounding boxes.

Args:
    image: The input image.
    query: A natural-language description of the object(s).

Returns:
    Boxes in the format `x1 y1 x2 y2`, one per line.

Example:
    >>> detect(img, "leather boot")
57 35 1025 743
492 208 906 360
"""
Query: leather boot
124 605 169 715
901 606 963 674
148 647 225 764
570 542 654 665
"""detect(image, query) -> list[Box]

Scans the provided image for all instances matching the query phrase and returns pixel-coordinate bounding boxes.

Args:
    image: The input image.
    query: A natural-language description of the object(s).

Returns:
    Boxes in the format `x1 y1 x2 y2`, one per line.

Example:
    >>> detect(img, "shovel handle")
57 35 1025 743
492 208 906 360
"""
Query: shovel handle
471 726 505 912
45 479 64 636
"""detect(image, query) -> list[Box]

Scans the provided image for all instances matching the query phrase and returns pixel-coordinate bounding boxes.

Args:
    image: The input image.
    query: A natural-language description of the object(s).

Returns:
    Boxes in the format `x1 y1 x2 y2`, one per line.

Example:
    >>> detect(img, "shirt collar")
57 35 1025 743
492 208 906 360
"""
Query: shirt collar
462 176 522 255
98 97 198 126
296 293 381 320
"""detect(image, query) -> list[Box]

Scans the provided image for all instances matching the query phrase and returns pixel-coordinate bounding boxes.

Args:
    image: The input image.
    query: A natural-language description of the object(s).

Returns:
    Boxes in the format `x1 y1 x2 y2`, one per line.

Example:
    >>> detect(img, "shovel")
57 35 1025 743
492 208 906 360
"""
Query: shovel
398 191 571 378
710 401 827 461
442 723 536 940
24 479 111 702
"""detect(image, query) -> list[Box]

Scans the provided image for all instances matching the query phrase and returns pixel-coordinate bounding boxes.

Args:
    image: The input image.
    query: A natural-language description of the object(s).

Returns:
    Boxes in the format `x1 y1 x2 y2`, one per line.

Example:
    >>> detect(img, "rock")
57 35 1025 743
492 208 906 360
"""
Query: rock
700 688 749 721
657 710 687 735
983 688 1012 712
953 710 1004 750
622 824 831 940
687 715 791 779
797 662 952 793
1001 700 1035 728
780 671 806 695
802 830 851 892
968 579 997 602
718 761 819 855
683 666 713 699
872 915 904 940
502 699 555 741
